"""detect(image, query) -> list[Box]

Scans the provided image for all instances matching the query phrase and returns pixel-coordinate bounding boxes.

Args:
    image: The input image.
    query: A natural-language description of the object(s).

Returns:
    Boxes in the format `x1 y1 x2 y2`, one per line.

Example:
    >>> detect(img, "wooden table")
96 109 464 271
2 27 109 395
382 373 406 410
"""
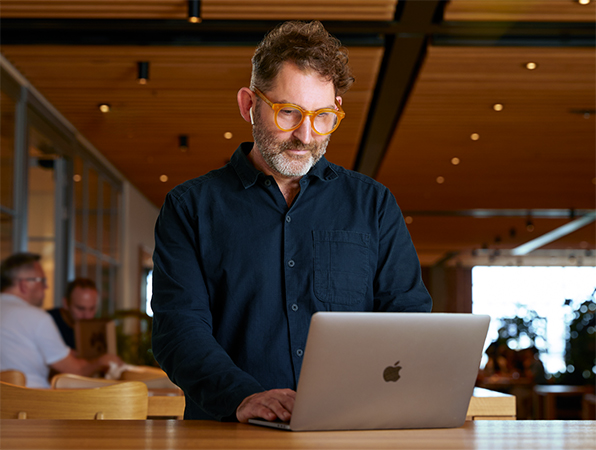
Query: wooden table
146 388 184 419
1 420 594 449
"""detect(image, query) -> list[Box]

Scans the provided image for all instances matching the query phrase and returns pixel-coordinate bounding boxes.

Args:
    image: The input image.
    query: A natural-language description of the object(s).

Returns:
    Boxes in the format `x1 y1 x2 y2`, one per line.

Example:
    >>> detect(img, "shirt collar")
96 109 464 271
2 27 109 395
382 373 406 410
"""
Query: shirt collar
231 142 339 189
0 293 30 306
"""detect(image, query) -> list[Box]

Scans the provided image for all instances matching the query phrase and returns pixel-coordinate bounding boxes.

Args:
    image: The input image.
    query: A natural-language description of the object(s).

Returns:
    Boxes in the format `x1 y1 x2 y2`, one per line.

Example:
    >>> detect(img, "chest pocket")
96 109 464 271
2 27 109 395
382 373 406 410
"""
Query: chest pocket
313 230 370 305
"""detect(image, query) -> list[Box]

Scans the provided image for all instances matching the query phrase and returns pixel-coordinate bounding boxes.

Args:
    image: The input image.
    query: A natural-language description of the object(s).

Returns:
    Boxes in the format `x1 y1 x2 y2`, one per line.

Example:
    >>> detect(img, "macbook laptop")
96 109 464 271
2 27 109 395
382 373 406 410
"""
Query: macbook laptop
249 312 490 431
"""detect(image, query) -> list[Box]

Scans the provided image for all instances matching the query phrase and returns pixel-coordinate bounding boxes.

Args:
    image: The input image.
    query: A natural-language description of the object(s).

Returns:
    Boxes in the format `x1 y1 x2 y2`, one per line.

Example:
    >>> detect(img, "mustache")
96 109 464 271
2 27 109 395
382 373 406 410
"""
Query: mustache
278 138 320 153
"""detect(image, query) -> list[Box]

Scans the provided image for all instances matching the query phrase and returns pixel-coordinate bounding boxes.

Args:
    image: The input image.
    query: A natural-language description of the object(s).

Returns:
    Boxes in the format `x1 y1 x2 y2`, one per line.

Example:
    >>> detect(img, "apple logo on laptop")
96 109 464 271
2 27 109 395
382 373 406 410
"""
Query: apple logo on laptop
383 361 402 382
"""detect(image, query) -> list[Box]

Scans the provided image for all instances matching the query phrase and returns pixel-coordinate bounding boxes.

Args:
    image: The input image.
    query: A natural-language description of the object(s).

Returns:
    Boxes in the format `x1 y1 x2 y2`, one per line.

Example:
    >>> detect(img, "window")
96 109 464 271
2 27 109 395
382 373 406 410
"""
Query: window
472 266 596 376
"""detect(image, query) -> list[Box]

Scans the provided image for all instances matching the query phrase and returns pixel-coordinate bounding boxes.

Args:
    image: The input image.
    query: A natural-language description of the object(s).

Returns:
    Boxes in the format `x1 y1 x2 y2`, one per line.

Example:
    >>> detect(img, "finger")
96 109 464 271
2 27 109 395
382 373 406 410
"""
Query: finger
236 390 295 423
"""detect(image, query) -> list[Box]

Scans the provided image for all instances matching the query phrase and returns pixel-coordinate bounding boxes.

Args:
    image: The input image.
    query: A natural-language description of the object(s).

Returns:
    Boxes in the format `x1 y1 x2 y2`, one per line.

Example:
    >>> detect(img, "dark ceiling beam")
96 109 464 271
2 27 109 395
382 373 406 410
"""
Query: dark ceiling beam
1 18 593 46
353 0 446 177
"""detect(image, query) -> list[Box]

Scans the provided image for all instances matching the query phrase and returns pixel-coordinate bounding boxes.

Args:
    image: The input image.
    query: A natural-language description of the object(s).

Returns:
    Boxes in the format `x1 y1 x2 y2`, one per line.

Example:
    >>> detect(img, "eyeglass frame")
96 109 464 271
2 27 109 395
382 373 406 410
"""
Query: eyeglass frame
18 277 47 286
253 87 345 136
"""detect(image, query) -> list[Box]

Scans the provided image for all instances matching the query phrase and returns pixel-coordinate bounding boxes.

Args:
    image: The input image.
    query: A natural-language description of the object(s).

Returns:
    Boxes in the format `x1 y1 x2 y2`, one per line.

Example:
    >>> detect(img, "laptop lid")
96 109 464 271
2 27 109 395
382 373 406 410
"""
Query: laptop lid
266 312 489 431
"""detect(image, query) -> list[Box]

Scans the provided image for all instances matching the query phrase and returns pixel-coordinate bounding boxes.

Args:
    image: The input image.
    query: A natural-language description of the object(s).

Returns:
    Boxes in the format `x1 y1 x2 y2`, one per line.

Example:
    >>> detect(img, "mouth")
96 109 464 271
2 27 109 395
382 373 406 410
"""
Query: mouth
285 148 310 156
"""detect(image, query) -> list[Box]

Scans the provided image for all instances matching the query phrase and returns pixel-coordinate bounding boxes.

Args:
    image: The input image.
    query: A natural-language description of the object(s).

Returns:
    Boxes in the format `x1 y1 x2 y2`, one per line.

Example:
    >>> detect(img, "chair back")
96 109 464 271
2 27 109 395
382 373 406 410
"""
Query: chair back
50 373 184 419
0 370 26 386
120 365 180 389
0 380 148 419
51 373 119 389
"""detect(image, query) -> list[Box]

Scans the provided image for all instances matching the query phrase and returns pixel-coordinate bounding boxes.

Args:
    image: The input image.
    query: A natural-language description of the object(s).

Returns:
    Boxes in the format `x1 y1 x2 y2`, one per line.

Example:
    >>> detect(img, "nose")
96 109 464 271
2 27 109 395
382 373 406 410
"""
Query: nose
292 115 314 145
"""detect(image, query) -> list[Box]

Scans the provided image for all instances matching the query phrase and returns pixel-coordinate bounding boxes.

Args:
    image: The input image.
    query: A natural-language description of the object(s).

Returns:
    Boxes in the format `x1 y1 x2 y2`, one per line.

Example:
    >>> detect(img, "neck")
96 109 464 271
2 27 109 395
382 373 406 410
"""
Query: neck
2 288 30 304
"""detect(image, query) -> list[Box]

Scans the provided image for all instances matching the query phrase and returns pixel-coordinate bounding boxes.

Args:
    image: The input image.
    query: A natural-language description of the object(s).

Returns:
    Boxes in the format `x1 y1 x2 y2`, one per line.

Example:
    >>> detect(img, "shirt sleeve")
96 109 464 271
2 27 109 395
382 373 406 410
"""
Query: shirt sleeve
373 188 433 313
151 191 265 420
37 311 71 365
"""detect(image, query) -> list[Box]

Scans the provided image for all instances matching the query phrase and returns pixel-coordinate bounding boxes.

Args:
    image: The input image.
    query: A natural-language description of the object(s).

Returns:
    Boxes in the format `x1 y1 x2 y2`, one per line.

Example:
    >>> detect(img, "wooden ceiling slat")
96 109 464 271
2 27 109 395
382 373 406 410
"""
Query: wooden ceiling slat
445 0 596 23
376 45 595 214
0 0 398 21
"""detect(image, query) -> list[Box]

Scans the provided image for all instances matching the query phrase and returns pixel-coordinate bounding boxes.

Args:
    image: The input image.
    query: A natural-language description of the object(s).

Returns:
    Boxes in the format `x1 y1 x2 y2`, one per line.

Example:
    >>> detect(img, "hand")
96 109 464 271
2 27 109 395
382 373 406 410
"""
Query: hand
97 353 124 369
236 388 296 423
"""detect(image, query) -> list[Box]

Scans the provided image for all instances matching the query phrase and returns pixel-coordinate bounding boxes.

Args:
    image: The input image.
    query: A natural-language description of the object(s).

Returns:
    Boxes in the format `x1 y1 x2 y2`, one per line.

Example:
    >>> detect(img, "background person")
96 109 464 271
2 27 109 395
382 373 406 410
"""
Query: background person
0 252 122 387
48 278 98 350
152 20 432 423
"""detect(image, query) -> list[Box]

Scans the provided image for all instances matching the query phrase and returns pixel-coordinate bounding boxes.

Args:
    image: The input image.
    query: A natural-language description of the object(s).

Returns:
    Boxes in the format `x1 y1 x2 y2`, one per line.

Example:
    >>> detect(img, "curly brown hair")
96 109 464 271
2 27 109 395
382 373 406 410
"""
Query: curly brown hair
250 21 354 96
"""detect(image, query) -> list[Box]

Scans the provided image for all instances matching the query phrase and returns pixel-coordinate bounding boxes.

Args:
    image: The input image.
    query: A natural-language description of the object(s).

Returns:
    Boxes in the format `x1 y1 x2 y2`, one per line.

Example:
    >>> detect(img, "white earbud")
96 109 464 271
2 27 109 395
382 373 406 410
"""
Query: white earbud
249 108 254 125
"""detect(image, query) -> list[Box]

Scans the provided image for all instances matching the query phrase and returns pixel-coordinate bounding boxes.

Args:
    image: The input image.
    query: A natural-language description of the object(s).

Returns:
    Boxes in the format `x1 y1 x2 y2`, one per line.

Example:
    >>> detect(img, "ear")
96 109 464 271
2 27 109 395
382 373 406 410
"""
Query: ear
237 88 255 124
336 96 343 107
16 279 28 295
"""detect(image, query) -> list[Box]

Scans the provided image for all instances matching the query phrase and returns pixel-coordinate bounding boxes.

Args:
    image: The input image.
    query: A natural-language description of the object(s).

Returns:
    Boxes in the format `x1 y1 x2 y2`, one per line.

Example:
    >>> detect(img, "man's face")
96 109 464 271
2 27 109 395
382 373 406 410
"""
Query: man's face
252 62 336 178
65 287 98 321
17 262 47 307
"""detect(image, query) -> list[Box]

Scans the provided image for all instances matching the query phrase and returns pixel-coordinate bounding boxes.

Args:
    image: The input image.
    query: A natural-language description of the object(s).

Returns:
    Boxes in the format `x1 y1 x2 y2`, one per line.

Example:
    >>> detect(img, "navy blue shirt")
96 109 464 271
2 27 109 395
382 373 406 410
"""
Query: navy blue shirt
47 308 76 349
151 142 432 421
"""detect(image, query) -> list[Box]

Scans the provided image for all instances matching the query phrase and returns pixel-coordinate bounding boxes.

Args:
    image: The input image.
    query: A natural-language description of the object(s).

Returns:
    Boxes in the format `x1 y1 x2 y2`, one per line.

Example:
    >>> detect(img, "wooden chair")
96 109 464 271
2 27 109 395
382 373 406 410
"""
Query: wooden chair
51 373 185 419
0 370 26 386
51 373 119 389
0 380 148 419
120 365 180 389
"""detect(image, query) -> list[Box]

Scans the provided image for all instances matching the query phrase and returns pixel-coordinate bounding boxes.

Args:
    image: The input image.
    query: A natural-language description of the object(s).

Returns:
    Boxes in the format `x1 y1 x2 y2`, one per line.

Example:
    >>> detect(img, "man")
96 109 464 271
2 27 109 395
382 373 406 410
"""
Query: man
0 253 122 387
48 278 98 349
152 21 432 423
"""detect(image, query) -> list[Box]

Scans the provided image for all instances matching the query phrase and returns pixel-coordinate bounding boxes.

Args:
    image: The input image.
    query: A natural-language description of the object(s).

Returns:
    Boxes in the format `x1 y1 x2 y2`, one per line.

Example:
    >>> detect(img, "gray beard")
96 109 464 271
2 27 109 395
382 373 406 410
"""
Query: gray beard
252 120 329 177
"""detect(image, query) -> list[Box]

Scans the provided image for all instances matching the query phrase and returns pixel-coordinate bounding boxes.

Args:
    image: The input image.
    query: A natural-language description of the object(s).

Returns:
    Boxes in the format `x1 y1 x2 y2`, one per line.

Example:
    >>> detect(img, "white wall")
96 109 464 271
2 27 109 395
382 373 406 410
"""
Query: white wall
120 181 160 311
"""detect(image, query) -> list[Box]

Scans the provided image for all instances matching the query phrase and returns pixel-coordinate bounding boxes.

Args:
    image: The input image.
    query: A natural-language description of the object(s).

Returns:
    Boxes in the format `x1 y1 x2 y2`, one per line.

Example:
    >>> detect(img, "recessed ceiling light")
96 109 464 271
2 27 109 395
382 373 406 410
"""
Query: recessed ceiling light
451 157 460 165
493 103 504 112
525 62 538 70
188 0 202 22
179 135 189 152
98 103 110 113
436 176 445 184
470 133 480 141
578 0 590 5
224 132 233 140
137 61 149 85
160 175 168 182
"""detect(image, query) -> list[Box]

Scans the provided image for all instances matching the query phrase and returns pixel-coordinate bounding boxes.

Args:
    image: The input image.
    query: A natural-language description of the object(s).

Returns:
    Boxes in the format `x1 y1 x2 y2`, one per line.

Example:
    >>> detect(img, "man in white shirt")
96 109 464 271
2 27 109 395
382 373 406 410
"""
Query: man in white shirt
0 252 122 388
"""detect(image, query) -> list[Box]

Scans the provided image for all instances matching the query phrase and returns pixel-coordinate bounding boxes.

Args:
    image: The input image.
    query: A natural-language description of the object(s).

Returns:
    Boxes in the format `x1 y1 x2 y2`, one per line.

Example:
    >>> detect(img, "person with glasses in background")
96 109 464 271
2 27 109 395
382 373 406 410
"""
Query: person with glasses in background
152 21 432 423
0 252 122 387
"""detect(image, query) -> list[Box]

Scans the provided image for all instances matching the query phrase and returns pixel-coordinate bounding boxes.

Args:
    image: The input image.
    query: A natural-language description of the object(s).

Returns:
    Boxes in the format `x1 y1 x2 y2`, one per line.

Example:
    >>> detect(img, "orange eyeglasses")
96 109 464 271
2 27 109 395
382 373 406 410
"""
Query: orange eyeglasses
254 88 345 136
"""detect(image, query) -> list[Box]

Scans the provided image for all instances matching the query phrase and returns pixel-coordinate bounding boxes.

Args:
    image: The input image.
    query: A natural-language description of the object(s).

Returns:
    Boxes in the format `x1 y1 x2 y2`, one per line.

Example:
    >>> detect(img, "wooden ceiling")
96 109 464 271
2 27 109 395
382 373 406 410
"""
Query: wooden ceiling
1 0 595 267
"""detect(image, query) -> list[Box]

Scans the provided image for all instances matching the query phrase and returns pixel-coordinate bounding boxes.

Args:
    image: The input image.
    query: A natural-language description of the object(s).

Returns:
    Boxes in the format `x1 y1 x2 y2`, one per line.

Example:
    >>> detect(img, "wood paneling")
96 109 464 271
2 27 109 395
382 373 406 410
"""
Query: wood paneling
445 0 596 23
376 45 595 264
1 45 383 207
1 1 594 266
0 0 398 21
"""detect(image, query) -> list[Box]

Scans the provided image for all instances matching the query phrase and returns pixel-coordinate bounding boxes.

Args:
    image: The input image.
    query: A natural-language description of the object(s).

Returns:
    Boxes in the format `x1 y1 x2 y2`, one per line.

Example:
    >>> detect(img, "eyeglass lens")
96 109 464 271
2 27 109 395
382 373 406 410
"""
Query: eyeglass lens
276 107 338 134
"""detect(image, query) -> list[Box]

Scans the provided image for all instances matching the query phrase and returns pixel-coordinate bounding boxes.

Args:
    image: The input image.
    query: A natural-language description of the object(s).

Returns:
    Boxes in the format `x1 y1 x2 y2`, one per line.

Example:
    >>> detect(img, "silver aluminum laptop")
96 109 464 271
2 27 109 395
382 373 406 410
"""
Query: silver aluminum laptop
249 312 490 431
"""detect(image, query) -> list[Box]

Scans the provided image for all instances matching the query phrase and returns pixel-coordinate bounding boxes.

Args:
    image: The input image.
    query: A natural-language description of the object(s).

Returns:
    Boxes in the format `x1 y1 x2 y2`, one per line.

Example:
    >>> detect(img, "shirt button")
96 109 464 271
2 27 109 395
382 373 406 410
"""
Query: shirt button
291 303 299 312
264 179 272 187
296 349 303 357
286 215 291 223
288 260 295 268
